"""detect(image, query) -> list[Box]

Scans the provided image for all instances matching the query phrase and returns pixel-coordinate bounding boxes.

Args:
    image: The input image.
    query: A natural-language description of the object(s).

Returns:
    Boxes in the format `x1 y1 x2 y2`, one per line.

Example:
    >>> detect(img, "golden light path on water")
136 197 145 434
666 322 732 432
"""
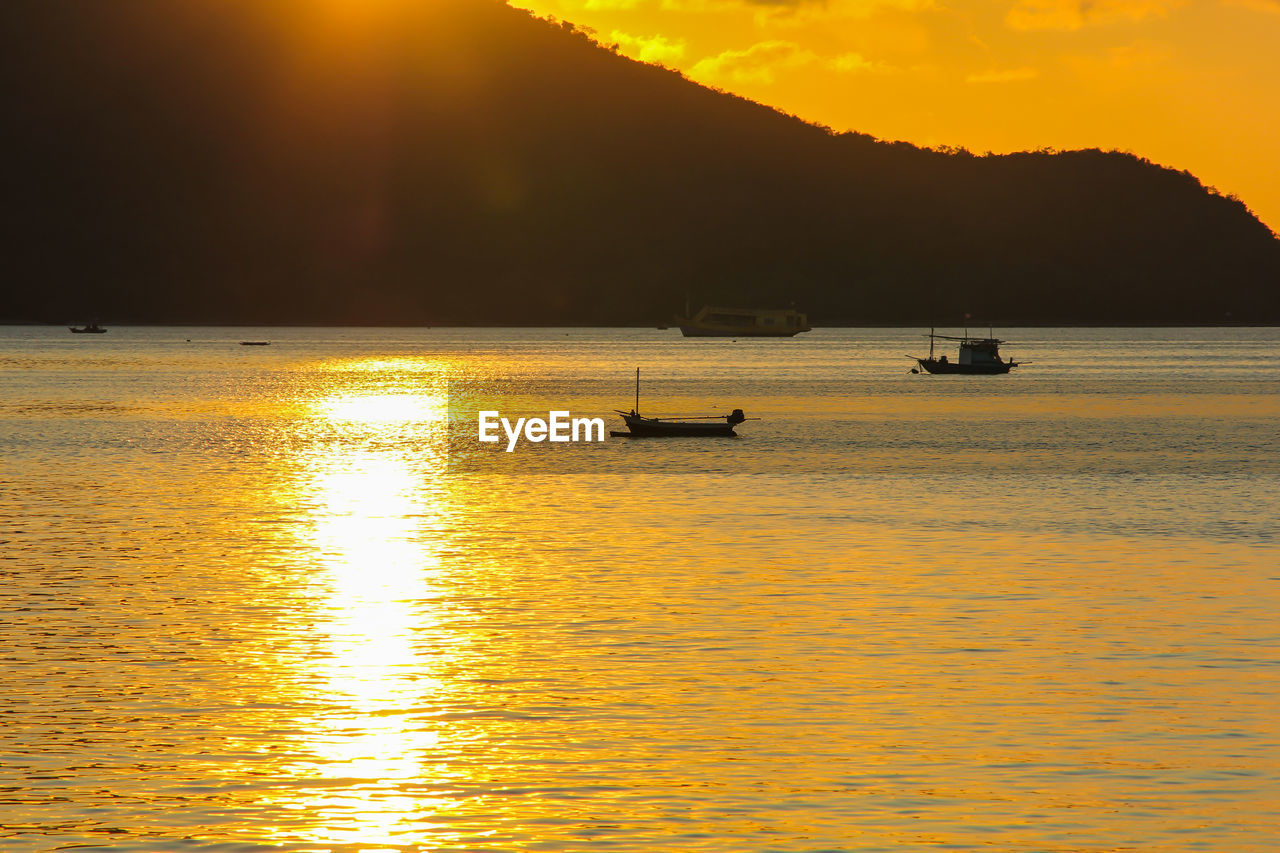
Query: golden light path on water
269 359 463 847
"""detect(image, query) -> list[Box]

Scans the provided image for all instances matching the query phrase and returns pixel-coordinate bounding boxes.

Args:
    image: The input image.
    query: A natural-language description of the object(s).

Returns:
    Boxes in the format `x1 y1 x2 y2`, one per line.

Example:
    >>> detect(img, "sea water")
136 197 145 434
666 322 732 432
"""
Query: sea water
2 326 1278 851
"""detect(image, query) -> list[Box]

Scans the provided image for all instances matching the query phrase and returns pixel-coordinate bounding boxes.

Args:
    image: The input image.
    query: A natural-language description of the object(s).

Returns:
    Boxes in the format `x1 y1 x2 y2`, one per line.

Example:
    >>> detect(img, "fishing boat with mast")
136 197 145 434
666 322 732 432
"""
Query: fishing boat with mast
611 368 750 437
911 327 1020 375
69 321 107 334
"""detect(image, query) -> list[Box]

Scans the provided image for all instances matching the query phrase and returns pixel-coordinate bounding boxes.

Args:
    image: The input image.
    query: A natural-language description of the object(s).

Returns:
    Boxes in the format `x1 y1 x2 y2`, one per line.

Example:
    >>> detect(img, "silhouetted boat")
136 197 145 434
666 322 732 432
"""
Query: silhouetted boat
239 341 271 346
911 328 1018 375
675 304 810 337
610 368 750 437
69 323 106 334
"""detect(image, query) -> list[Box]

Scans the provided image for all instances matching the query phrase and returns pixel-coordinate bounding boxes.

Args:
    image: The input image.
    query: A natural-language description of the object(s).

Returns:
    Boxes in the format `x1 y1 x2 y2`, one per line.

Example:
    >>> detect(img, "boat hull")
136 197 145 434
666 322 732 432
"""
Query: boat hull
69 327 107 334
678 325 807 338
917 358 1013 375
614 414 737 437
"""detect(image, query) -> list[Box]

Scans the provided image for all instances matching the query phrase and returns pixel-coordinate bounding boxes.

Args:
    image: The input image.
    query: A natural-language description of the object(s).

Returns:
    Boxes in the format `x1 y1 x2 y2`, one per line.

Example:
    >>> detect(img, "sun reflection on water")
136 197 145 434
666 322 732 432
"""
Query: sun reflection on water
267 365 466 846
308 450 443 704
318 392 446 425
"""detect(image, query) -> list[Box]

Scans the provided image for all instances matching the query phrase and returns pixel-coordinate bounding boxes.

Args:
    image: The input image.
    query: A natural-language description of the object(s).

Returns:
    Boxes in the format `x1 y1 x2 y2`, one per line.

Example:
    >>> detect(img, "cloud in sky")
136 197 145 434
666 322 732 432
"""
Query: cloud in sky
659 0 791 10
610 30 687 63
828 52 886 73
690 40 814 83
658 0 934 17
691 41 888 83
1005 0 1184 31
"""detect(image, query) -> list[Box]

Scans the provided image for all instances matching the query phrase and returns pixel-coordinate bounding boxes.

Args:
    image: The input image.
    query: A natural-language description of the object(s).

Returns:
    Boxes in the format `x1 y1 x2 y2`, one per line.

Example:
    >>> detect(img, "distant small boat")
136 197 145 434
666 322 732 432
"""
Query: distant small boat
911 327 1019 375
675 304 810 337
69 323 107 334
239 340 271 346
610 368 750 437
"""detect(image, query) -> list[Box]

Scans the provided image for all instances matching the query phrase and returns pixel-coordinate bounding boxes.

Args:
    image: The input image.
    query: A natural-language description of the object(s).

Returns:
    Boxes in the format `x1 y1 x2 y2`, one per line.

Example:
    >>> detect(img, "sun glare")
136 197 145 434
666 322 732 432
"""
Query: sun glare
255 361 467 844
260 445 465 845
318 392 445 425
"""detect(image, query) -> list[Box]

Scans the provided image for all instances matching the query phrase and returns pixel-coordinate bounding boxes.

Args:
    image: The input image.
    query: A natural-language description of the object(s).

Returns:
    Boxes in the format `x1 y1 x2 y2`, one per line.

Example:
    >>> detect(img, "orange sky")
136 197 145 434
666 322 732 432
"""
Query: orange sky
517 0 1280 232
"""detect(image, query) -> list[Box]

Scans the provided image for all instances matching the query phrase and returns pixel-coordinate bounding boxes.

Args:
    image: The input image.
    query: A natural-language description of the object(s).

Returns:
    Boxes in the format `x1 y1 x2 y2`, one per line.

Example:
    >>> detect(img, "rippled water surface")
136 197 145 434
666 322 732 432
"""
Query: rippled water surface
2 326 1278 851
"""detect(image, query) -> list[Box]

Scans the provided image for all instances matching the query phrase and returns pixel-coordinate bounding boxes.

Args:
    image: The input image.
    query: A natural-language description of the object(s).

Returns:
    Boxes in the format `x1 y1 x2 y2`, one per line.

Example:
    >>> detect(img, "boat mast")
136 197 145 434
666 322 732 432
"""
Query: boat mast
929 327 935 359
635 367 640 415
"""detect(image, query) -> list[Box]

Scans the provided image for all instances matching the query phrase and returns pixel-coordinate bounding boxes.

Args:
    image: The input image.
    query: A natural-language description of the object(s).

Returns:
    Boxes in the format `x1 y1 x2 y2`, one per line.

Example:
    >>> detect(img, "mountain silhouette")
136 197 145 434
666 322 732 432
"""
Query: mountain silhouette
3 0 1277 325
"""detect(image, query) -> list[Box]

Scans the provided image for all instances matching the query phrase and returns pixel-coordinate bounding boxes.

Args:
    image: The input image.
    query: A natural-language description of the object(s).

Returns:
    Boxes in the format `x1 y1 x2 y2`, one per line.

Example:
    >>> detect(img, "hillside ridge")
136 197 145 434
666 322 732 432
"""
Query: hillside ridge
2 0 1276 325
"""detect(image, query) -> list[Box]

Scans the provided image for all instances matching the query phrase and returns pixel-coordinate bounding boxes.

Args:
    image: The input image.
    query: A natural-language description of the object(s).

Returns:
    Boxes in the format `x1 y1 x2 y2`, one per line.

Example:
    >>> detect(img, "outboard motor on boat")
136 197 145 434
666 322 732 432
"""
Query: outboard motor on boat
727 409 746 425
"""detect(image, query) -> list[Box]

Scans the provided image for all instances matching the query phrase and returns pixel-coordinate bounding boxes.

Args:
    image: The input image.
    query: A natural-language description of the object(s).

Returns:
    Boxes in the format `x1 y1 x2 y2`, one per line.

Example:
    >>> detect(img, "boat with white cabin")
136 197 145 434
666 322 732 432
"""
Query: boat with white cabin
675 304 810 337
911 328 1019 375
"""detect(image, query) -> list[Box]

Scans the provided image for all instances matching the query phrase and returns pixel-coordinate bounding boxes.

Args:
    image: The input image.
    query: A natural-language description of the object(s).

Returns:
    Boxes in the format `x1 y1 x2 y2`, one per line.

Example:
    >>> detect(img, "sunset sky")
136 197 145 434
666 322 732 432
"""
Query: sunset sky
517 0 1280 231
